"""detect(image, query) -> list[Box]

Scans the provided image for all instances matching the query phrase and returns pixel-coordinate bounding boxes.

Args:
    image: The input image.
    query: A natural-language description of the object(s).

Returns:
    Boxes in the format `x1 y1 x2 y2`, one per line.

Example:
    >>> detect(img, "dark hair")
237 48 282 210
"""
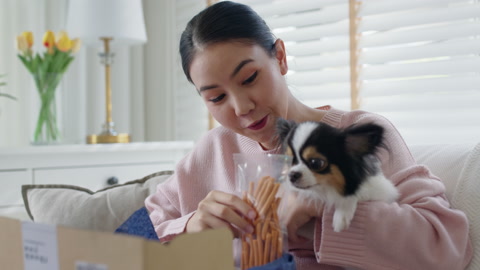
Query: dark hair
179 1 277 83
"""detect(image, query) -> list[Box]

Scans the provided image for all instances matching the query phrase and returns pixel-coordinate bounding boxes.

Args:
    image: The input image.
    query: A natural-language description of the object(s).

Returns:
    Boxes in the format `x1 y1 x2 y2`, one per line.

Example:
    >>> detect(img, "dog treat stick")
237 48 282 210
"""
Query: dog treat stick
261 210 272 240
255 239 261 266
270 229 278 262
242 242 249 270
257 236 264 266
256 222 262 238
257 177 275 208
254 176 266 198
254 176 271 208
277 231 283 258
248 181 255 198
263 233 272 265
259 183 280 217
249 239 254 268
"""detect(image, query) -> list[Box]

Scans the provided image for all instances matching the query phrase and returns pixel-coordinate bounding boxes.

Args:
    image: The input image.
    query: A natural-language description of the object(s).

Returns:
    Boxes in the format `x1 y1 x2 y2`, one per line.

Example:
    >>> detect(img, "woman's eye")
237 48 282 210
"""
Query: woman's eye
209 94 225 103
242 71 258 85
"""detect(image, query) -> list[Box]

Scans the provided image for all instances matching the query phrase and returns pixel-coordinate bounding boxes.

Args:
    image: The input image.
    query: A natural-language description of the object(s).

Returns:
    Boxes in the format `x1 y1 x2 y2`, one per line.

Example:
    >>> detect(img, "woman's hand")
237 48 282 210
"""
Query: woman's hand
280 192 324 243
186 190 257 238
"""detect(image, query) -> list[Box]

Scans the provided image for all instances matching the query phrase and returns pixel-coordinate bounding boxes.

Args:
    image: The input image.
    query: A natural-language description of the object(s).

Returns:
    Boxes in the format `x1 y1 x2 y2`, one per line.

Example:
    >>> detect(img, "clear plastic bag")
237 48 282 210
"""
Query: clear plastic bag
233 153 292 270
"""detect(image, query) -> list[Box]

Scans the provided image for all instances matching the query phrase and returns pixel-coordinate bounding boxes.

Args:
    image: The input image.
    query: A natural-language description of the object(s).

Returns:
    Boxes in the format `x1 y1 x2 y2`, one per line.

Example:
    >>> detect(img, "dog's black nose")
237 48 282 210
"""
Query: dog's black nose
289 171 302 183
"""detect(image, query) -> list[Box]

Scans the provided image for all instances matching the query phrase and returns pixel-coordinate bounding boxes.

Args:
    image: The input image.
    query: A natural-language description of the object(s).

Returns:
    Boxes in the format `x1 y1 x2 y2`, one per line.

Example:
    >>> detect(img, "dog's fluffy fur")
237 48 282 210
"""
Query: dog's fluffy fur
276 118 399 232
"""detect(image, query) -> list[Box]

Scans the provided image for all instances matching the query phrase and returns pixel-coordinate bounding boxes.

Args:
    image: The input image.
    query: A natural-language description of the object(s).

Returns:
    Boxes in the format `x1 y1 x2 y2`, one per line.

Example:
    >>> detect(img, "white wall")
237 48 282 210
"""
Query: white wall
143 0 176 141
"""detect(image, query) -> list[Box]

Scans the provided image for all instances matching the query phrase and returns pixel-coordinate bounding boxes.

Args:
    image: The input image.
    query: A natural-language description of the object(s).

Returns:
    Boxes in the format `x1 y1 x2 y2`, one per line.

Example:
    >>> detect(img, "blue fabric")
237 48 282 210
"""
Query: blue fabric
249 254 296 270
114 207 159 240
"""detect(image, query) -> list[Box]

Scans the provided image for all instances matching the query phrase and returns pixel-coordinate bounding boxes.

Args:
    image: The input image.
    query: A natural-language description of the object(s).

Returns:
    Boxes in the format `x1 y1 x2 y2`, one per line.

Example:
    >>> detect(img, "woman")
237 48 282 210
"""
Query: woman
145 1 472 269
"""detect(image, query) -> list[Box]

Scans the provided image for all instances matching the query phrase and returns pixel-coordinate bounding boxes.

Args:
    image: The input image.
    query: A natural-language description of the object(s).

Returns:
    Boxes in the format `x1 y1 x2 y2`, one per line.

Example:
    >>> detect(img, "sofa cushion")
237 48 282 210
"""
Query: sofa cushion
410 142 479 270
22 170 172 232
409 142 476 201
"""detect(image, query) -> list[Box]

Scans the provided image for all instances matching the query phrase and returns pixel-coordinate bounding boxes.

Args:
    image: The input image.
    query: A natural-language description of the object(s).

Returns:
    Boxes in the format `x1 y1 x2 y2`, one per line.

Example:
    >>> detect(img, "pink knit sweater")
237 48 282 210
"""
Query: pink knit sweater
145 107 472 270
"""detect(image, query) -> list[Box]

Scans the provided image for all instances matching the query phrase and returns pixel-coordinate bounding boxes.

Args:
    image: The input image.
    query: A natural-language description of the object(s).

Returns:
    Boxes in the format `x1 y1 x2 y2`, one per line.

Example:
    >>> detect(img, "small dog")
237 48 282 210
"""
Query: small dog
276 118 399 232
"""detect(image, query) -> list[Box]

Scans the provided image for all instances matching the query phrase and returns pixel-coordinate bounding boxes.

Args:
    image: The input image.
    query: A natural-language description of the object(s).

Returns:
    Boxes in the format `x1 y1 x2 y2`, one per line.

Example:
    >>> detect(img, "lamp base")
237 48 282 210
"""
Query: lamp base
86 133 130 144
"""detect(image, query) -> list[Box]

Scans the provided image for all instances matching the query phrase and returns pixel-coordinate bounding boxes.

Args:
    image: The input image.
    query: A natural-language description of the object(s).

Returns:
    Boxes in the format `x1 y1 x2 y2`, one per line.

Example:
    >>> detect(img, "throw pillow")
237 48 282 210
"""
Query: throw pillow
22 170 173 232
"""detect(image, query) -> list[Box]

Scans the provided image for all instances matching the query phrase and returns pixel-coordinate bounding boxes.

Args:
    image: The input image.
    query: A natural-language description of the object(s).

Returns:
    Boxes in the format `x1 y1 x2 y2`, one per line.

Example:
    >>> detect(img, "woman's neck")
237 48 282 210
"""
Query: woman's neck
286 98 328 123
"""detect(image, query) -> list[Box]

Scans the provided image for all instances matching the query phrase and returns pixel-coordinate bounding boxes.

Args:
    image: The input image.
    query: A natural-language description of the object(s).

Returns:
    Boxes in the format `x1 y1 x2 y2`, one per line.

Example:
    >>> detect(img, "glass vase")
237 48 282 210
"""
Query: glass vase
31 72 63 145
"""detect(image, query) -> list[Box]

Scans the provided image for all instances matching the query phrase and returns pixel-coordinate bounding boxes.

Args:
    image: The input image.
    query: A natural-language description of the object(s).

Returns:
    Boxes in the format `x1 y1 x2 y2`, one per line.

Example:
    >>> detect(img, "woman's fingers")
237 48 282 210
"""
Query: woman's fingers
204 196 255 234
205 191 256 233
280 192 323 243
206 190 257 220
286 216 309 243
186 190 256 237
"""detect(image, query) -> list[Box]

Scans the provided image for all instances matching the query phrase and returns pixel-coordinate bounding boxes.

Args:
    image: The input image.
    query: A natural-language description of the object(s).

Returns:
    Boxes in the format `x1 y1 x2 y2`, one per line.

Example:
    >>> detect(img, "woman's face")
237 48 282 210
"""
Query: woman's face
189 40 290 150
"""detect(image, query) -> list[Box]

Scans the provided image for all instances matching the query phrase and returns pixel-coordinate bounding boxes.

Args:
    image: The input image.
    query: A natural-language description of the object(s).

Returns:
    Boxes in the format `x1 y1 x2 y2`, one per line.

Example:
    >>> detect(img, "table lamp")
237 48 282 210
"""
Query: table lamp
66 0 147 144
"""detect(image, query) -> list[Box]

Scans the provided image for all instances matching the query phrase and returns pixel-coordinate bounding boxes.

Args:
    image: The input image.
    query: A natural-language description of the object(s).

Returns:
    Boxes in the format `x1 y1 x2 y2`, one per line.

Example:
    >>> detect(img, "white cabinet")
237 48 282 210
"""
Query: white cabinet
0 141 194 220
0 170 30 206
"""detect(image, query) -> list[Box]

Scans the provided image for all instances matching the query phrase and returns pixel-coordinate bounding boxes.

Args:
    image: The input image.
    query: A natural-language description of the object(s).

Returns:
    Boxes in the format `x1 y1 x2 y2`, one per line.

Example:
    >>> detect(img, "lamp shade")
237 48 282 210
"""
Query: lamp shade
66 0 147 47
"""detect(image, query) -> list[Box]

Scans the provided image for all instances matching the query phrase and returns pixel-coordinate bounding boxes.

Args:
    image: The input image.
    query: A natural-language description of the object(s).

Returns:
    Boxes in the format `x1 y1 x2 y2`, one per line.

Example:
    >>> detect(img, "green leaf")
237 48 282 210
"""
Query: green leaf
17 54 34 73
60 56 75 73
0 93 17 100
41 52 52 73
52 49 71 73
33 53 43 74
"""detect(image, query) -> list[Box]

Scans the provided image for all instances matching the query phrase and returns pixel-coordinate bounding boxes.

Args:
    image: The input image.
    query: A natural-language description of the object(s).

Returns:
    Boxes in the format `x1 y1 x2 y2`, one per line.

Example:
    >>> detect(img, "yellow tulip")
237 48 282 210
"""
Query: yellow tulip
43 30 55 54
21 31 34 48
70 38 82 53
16 35 28 53
55 31 72 52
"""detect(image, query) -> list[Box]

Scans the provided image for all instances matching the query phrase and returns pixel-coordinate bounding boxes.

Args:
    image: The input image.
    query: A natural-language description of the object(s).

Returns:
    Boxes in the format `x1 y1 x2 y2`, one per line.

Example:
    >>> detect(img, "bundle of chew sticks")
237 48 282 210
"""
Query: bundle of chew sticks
241 176 284 269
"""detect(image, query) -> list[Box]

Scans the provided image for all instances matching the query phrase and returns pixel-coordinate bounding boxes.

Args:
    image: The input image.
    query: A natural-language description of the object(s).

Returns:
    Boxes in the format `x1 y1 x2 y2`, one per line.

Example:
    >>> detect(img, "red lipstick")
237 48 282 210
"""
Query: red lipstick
248 116 268 130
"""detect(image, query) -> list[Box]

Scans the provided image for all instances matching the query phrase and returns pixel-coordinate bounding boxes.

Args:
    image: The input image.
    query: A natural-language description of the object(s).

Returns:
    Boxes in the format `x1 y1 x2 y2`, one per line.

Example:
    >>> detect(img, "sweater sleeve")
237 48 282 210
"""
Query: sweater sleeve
144 131 214 243
144 159 196 243
313 111 473 270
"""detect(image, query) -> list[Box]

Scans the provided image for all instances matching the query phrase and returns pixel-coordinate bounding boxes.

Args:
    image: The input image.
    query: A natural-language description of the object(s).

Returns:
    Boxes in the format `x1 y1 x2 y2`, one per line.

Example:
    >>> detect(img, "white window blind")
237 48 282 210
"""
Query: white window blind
173 0 480 145
358 0 480 145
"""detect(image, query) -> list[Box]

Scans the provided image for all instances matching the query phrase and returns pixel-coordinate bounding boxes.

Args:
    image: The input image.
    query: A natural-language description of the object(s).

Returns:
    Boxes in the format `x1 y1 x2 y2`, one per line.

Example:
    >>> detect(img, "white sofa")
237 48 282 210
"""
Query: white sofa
409 142 479 270
21 142 480 269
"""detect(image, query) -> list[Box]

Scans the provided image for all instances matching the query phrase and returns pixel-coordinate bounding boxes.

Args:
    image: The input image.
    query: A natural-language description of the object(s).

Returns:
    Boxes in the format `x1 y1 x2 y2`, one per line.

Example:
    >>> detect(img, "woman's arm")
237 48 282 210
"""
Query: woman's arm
145 171 195 242
314 112 473 270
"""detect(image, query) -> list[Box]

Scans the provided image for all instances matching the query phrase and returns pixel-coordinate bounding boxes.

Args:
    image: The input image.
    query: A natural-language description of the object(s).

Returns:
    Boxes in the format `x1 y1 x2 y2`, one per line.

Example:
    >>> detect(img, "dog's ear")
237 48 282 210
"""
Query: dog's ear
344 123 384 156
275 118 296 143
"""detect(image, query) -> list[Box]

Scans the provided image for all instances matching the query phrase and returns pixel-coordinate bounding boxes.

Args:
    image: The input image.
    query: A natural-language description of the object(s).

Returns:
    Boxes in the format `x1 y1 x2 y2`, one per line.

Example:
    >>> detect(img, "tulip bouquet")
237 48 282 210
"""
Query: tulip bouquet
16 30 81 144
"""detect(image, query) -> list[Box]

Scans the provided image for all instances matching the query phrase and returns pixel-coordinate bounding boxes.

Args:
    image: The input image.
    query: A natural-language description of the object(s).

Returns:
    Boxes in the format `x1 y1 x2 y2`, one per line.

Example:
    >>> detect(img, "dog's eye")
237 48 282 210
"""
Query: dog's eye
308 158 326 171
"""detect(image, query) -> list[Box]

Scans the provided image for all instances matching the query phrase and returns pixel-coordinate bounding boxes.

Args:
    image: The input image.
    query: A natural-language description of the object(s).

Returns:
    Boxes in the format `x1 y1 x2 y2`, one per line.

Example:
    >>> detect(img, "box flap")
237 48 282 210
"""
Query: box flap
57 226 145 270
0 217 24 269
145 228 234 270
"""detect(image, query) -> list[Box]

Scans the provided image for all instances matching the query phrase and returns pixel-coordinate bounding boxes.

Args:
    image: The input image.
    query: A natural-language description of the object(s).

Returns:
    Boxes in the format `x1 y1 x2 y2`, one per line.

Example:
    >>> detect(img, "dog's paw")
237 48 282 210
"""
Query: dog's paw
333 211 352 232
332 201 357 232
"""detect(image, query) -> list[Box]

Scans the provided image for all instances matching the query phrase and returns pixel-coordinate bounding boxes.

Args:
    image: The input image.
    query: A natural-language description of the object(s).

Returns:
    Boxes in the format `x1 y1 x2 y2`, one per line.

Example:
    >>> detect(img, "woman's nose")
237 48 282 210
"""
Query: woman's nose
232 93 255 116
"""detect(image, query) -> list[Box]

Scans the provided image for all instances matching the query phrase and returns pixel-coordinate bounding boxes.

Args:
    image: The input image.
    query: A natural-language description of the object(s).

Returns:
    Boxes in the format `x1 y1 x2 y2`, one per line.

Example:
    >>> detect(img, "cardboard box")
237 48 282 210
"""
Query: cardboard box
0 216 234 270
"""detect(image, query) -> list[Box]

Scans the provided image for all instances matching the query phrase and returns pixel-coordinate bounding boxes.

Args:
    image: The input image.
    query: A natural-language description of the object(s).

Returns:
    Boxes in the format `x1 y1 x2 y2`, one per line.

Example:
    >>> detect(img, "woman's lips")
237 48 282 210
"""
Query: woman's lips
247 116 268 130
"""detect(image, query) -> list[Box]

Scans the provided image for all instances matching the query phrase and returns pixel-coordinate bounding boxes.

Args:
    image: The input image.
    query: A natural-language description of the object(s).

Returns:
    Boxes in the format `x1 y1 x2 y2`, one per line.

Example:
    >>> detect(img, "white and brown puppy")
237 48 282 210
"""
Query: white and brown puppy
276 119 399 232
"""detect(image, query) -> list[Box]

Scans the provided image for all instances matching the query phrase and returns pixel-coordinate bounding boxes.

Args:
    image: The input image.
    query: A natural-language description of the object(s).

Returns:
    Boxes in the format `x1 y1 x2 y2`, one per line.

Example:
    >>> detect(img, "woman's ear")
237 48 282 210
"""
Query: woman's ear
274 39 288 75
